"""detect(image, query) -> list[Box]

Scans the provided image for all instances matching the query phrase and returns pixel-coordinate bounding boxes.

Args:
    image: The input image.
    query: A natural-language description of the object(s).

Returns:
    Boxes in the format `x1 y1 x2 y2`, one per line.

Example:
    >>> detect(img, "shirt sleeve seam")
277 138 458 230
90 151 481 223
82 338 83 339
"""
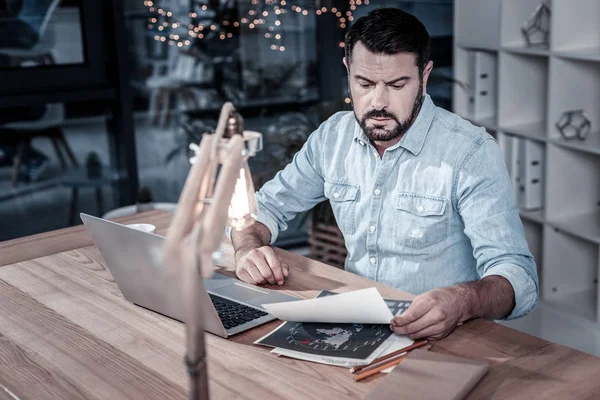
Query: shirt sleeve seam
451 137 495 213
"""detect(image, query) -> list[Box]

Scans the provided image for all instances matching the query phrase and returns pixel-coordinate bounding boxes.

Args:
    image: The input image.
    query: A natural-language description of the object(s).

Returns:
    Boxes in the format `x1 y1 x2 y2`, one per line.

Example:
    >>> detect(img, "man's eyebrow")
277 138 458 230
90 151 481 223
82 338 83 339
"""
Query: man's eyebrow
385 76 411 85
354 75 411 84
354 75 375 83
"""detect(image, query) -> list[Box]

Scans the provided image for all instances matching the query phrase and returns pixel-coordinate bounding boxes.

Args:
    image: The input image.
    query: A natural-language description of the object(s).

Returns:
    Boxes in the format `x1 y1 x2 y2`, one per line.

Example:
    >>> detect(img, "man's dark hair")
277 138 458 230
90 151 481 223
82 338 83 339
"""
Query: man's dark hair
344 8 431 75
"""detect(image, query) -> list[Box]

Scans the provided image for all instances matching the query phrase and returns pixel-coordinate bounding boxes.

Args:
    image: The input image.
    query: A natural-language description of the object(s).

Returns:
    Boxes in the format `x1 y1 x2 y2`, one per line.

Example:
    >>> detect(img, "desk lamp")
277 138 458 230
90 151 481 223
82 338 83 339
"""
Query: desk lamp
164 102 262 400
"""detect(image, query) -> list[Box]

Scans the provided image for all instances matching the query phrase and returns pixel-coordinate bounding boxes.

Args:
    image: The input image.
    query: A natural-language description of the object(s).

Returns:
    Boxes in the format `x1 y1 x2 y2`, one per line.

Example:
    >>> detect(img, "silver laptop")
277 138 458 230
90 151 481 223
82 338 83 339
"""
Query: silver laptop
80 213 297 338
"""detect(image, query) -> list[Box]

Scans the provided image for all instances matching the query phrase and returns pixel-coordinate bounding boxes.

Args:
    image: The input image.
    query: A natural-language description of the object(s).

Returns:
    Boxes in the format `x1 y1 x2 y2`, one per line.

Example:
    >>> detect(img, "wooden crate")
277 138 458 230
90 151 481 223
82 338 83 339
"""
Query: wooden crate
307 220 347 269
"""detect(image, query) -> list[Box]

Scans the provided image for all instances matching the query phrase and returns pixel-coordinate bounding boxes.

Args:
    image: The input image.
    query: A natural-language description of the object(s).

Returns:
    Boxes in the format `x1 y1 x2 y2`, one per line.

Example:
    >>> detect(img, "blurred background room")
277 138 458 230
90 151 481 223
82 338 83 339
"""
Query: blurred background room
1 0 599 362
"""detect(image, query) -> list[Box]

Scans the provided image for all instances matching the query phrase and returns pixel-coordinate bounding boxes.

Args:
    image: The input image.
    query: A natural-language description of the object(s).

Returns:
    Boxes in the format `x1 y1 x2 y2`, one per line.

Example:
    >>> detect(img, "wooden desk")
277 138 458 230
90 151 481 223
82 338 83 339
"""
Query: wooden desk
1 212 599 399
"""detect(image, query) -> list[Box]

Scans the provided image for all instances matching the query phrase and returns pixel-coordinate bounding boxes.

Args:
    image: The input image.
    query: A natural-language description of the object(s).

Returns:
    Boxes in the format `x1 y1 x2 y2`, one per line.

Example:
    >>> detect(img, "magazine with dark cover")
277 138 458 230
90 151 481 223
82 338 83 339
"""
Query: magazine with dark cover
254 290 412 366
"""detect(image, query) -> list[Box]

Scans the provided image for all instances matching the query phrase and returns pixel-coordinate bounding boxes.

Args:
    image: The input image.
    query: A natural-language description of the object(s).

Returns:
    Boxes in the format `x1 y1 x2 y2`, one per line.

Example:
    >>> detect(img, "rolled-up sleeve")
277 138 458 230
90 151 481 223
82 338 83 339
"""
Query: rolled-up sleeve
455 137 539 320
251 121 328 244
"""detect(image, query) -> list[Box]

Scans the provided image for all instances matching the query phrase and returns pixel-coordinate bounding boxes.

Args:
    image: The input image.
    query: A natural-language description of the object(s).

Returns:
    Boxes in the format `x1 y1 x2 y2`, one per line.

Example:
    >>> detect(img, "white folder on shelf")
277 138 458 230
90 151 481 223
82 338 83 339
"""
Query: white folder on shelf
467 51 497 121
521 140 545 210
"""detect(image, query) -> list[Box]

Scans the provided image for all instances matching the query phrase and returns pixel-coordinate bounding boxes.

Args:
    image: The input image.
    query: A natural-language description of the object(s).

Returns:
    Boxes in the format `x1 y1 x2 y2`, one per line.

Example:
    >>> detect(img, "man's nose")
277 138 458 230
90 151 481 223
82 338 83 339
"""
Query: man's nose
371 84 388 110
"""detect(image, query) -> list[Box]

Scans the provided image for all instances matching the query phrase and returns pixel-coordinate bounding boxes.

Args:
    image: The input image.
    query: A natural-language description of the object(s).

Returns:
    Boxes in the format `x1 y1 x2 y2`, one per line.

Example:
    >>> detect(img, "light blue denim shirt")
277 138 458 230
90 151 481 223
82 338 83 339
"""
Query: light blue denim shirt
255 95 538 320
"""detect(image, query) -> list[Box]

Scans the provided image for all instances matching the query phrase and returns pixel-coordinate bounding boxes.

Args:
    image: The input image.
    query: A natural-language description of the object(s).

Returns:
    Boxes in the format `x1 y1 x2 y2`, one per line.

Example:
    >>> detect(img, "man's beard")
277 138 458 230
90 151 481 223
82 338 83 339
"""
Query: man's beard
354 80 424 143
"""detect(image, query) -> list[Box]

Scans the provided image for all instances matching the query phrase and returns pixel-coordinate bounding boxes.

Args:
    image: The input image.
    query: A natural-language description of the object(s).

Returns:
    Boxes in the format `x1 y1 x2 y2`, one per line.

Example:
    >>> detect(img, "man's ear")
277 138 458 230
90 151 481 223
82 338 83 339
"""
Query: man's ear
343 57 349 73
421 60 434 95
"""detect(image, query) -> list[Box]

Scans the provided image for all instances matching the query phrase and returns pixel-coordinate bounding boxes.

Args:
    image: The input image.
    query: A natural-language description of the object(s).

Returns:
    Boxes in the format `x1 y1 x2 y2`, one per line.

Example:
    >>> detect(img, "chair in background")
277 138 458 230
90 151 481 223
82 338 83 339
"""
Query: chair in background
0 0 61 66
2 103 78 187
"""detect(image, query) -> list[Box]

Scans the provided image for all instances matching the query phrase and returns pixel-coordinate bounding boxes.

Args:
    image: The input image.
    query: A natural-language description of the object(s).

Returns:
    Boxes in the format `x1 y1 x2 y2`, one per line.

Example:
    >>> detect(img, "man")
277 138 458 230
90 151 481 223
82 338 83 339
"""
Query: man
231 8 538 340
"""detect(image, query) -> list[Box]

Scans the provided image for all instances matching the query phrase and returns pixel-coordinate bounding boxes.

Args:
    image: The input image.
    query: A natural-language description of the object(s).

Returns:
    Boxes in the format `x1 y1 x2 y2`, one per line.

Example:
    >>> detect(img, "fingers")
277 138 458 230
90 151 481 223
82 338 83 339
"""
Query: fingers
397 324 446 341
391 309 439 336
245 264 267 285
282 262 289 277
391 296 431 327
253 255 277 285
262 247 287 285
235 247 287 286
390 289 462 341
236 267 257 285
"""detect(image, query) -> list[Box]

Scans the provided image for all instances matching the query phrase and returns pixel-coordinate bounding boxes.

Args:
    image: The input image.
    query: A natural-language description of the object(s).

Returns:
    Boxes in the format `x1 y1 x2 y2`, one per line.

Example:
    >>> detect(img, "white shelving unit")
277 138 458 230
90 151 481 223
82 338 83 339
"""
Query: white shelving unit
454 0 600 324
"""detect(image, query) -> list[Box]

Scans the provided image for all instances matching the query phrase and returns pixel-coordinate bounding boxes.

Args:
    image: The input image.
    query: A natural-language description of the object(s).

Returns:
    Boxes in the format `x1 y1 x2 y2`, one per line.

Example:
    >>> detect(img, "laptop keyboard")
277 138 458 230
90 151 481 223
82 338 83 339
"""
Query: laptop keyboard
209 294 269 330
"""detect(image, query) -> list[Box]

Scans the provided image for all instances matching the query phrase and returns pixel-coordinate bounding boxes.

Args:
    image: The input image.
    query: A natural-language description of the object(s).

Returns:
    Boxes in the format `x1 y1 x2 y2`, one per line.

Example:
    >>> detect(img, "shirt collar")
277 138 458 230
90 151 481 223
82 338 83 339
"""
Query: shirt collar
353 94 436 157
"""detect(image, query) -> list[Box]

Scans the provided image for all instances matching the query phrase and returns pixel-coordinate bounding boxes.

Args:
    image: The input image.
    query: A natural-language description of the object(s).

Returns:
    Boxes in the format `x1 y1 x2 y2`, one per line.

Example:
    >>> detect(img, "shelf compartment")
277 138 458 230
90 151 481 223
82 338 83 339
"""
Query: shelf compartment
547 57 600 146
548 211 600 245
545 145 600 222
501 0 552 50
551 0 600 54
542 226 598 322
498 53 548 129
455 0 501 50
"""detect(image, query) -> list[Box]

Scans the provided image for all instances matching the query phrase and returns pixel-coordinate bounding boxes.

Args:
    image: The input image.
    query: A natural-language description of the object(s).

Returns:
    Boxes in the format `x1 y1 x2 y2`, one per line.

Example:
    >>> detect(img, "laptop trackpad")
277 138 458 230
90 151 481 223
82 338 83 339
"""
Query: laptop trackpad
212 282 269 303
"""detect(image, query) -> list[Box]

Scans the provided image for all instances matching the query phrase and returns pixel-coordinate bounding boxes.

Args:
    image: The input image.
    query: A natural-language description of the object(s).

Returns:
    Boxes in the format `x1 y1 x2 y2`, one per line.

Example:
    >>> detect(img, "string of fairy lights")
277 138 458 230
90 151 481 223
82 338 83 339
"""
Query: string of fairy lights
143 0 370 51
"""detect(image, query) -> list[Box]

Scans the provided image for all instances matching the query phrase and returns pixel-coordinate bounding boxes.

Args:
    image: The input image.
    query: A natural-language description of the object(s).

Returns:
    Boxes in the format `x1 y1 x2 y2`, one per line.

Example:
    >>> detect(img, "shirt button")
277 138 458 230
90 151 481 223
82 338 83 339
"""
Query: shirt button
374 188 381 195
369 225 376 232
333 192 340 198
373 151 378 157
417 205 424 212
369 257 376 264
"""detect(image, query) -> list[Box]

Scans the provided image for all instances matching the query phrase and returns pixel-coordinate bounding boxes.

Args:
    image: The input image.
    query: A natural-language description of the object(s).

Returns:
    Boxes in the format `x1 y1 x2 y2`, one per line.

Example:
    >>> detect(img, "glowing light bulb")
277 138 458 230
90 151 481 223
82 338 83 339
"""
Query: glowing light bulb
228 165 258 231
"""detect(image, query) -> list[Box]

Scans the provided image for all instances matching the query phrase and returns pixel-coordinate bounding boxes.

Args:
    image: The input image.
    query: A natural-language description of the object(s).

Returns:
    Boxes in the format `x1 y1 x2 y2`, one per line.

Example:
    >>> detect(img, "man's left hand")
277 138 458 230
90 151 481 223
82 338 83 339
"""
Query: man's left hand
390 287 468 340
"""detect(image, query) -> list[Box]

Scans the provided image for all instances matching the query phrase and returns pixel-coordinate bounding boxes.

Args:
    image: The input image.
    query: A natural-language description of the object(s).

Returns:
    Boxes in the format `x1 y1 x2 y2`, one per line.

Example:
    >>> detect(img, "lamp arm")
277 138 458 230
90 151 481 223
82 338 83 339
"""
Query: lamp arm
168 134 214 246
206 102 236 199
183 249 212 400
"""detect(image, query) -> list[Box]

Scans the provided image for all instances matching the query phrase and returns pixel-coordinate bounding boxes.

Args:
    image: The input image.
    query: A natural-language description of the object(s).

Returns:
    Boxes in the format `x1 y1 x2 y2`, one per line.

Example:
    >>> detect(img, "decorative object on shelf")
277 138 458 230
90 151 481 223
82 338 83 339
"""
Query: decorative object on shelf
521 1 551 47
555 109 592 141
85 152 102 180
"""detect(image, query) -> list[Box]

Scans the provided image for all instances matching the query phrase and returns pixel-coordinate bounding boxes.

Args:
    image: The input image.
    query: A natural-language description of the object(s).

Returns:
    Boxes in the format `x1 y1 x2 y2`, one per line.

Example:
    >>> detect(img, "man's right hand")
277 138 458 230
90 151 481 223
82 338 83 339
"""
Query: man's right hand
235 246 289 286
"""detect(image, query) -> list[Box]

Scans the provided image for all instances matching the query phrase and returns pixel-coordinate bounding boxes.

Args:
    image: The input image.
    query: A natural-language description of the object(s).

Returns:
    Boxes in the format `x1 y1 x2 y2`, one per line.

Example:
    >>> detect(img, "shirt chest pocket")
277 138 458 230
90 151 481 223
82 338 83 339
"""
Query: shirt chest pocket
393 193 450 250
324 182 360 235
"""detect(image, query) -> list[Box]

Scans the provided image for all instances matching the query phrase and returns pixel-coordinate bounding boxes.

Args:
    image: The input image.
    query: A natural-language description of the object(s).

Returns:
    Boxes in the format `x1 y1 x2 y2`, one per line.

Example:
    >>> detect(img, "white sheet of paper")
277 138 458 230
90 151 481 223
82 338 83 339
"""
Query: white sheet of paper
262 287 394 324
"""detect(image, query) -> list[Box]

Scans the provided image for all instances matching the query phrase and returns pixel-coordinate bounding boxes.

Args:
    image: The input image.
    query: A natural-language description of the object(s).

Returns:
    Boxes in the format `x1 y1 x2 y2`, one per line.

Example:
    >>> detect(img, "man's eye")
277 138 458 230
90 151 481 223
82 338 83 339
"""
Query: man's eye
391 85 405 90
359 83 372 88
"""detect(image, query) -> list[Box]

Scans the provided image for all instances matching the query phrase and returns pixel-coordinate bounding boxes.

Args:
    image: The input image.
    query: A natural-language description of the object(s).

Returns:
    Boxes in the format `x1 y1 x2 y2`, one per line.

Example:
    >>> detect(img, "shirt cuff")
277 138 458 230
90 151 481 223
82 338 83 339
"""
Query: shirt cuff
482 262 539 320
224 207 280 245
255 206 279 244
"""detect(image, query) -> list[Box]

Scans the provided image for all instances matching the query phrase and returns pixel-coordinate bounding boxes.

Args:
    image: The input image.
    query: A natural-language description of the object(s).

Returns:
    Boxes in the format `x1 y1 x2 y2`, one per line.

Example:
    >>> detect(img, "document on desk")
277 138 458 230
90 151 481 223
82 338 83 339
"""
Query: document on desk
255 290 413 367
262 287 394 324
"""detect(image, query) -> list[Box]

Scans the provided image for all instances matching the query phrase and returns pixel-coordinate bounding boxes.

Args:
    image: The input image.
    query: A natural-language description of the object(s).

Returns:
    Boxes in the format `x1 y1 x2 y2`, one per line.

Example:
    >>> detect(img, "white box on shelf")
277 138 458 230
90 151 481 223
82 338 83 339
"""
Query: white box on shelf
497 133 525 208
466 51 497 120
521 140 545 210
